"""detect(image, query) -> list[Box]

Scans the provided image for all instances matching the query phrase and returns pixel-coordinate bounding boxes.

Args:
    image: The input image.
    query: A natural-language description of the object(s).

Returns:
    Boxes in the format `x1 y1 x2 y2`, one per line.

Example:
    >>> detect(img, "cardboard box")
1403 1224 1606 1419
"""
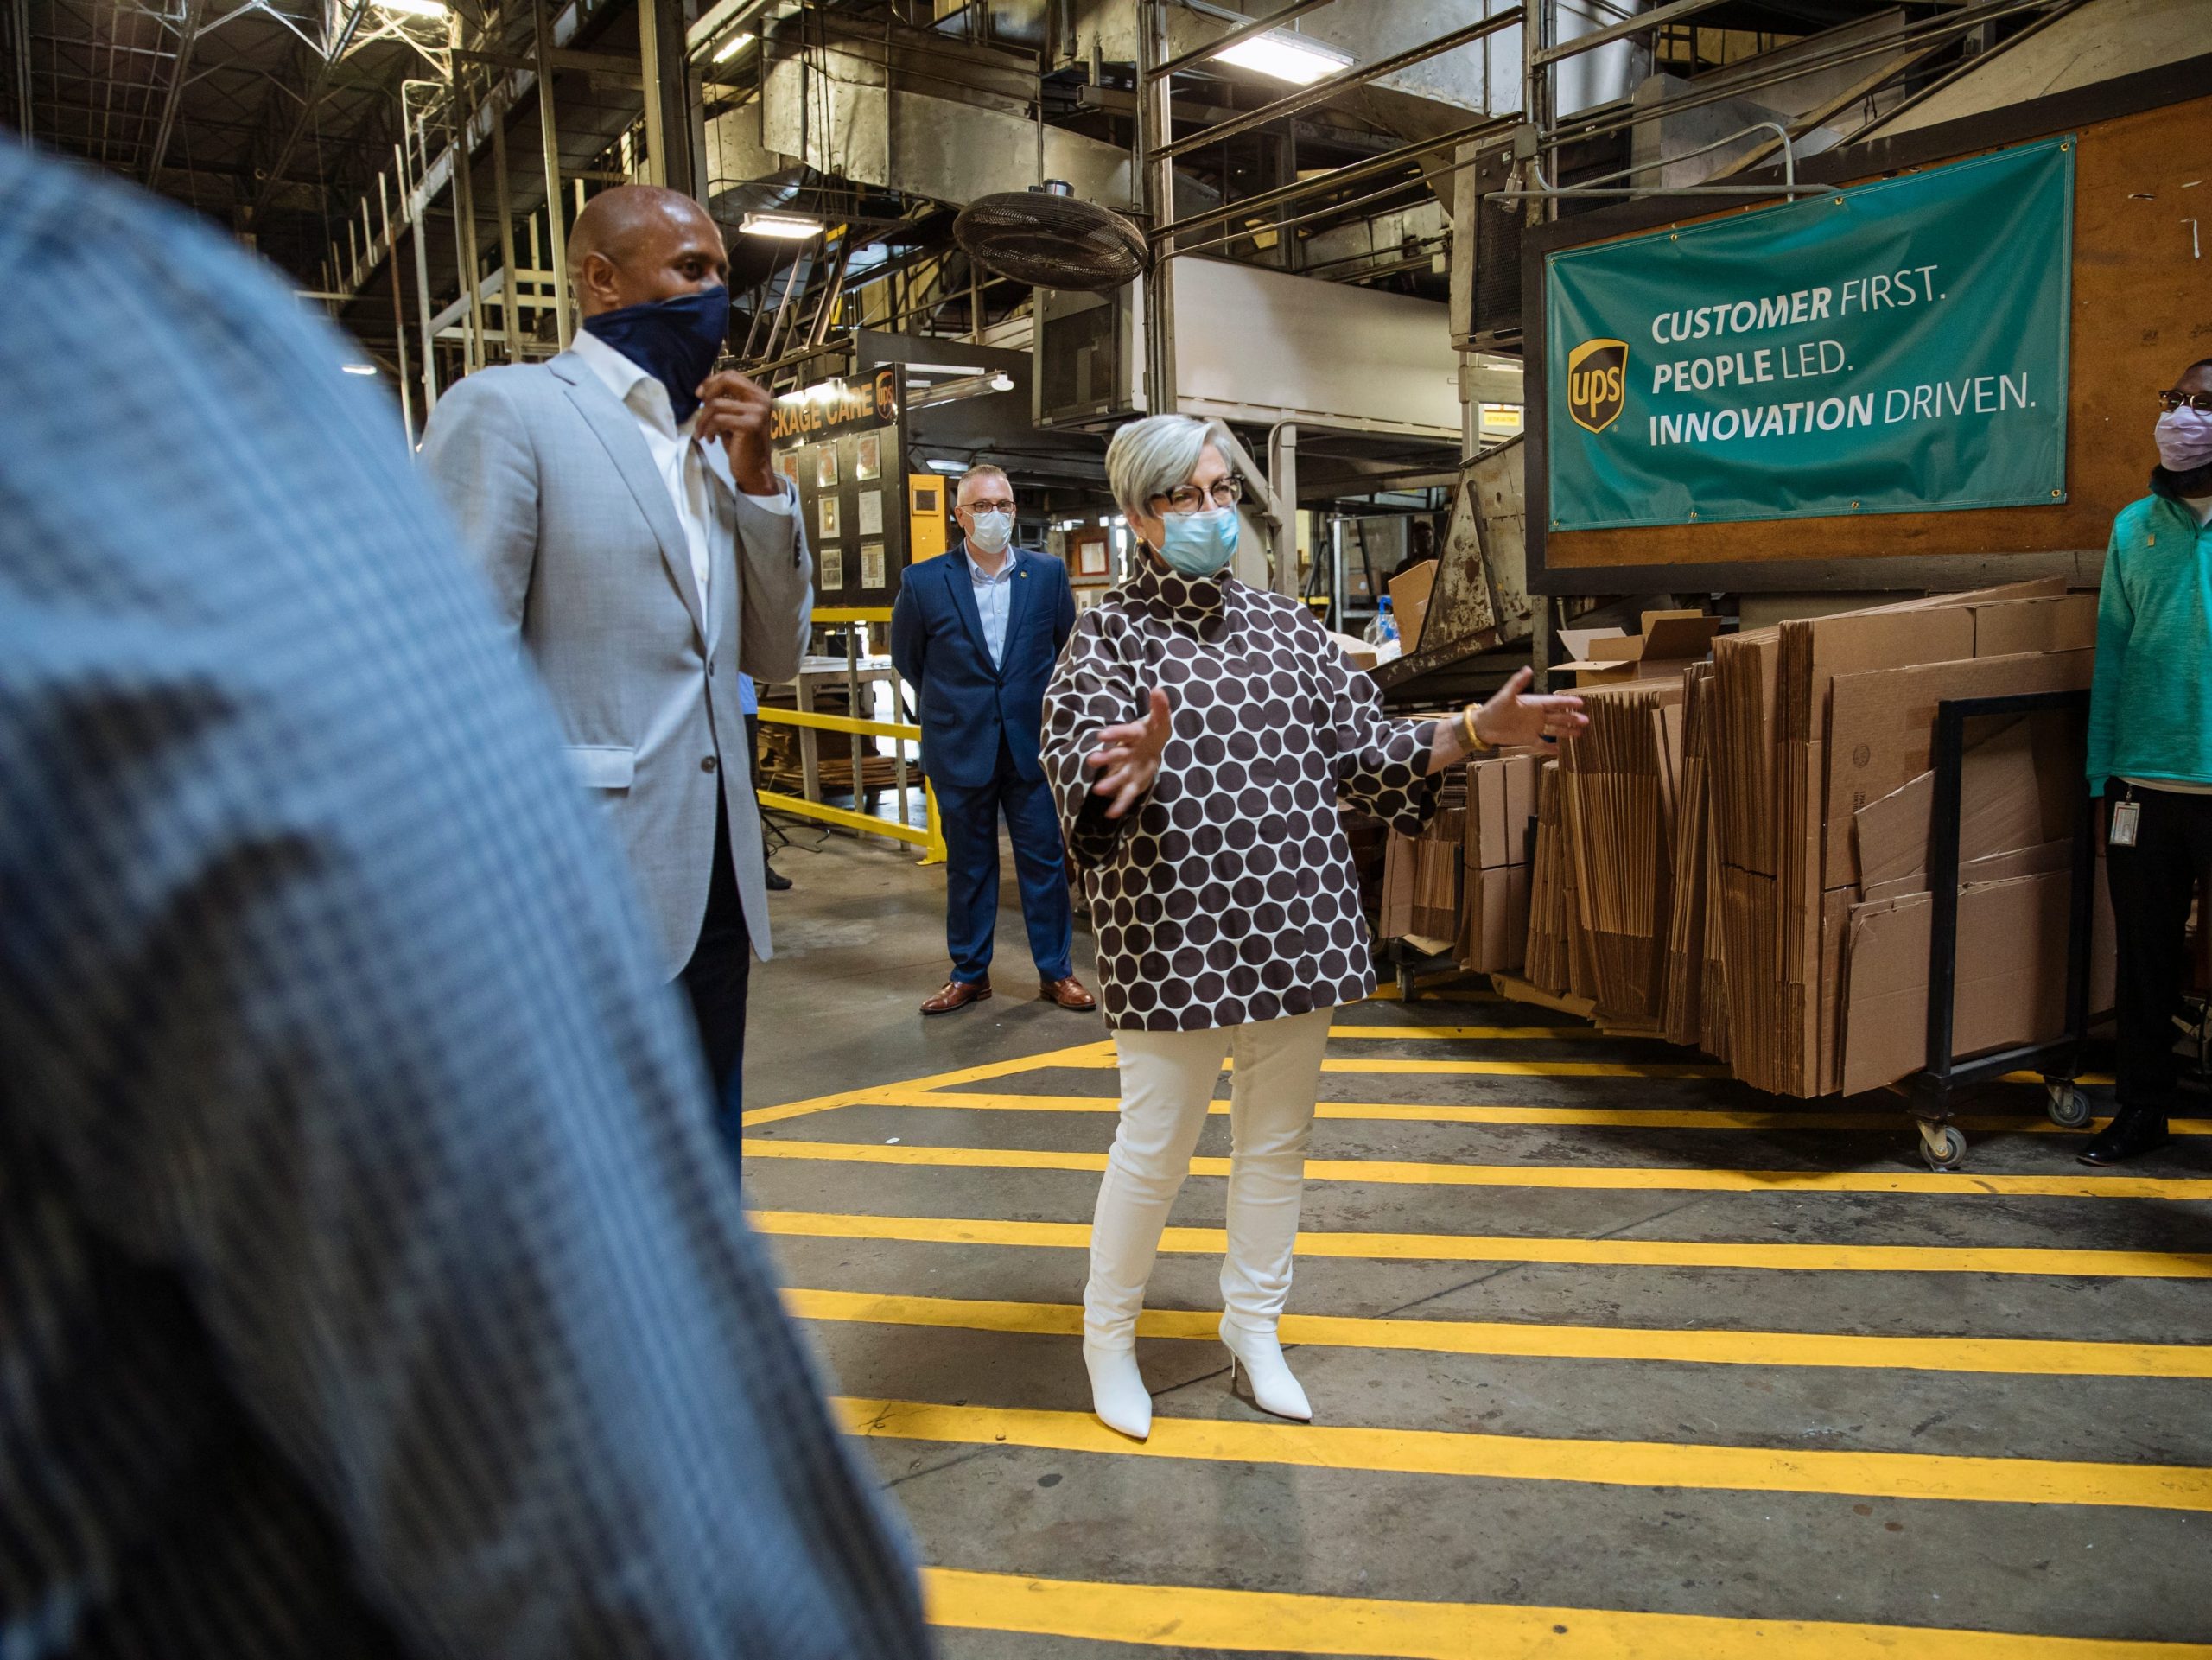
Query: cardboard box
1555 609 1725 688
1331 630 1380 672
1841 872 2067 1095
1388 559 1439 653
1851 716 2081 891
1465 864 1532 972
1823 650 2093 878
1466 751 1542 871
1970 594 2098 658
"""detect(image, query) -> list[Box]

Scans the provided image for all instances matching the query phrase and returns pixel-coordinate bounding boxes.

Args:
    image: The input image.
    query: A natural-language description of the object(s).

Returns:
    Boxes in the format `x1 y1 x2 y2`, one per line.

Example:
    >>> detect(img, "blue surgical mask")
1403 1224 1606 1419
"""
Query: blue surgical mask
966 510 1014 555
581 284 729 423
1157 506 1239 576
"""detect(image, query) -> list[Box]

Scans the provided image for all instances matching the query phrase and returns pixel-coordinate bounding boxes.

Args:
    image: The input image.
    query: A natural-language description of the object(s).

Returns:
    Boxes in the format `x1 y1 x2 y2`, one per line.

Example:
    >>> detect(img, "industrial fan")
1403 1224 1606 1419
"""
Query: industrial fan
952 181 1148 292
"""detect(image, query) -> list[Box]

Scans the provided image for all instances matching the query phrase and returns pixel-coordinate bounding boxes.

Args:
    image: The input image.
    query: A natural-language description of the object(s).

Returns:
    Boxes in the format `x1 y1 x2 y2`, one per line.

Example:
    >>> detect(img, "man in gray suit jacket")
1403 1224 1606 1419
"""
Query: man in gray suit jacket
421 186 810 1155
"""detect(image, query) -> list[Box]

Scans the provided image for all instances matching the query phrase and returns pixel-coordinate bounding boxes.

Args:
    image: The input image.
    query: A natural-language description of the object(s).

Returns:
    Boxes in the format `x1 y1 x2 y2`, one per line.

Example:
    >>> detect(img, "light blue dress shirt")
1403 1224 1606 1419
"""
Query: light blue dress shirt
968 545 1016 668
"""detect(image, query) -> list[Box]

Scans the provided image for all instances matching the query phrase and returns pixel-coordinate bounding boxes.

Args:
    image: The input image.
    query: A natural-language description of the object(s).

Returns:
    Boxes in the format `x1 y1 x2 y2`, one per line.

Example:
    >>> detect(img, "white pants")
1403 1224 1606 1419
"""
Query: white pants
1082 1007 1334 1346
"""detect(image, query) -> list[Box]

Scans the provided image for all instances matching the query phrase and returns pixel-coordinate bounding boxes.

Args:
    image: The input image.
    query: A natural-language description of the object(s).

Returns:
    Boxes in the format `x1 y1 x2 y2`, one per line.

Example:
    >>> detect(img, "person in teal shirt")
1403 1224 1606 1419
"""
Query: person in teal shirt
2082 355 2212 1164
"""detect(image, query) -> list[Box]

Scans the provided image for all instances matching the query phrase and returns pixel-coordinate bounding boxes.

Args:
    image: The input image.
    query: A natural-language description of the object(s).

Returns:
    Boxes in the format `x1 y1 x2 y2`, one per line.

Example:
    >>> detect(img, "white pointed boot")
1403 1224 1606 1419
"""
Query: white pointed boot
1082 1135 1191 1444
1218 1317 1312 1421
1082 1340 1154 1441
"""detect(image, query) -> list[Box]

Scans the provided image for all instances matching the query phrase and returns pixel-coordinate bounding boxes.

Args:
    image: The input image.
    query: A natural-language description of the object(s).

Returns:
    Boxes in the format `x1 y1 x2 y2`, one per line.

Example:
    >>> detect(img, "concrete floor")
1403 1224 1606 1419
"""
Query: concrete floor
742 826 2212 1658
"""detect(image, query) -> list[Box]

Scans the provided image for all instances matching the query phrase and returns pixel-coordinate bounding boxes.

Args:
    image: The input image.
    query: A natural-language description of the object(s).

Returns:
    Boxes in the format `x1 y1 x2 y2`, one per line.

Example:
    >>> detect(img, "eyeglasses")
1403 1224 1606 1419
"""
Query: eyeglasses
2158 391 2212 415
1149 478 1244 514
960 499 1016 515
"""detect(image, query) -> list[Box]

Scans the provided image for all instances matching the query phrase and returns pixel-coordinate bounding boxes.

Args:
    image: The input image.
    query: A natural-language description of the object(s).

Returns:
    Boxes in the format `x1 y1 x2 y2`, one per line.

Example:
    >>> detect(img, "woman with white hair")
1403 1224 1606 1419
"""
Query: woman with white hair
1042 413 1586 1439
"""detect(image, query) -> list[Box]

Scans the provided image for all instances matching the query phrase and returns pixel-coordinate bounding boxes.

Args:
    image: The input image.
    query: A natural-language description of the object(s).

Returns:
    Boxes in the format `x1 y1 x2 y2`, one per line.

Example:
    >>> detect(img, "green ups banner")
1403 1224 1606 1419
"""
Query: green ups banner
1545 136 2074 531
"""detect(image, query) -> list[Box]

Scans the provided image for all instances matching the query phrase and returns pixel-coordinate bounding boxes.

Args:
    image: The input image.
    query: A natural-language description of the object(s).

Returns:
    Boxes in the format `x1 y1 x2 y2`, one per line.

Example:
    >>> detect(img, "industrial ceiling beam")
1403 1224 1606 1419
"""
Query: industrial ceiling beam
247 0 373 220
1147 0 1341 84
1154 7 1522 162
144 0 209 184
1154 111 1515 241
1530 0 1732 67
10 0 32 136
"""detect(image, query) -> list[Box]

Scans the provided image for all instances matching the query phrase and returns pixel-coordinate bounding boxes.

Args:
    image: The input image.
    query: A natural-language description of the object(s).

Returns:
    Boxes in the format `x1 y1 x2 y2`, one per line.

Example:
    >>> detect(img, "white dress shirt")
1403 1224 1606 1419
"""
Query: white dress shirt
966 544 1016 668
569 328 789 609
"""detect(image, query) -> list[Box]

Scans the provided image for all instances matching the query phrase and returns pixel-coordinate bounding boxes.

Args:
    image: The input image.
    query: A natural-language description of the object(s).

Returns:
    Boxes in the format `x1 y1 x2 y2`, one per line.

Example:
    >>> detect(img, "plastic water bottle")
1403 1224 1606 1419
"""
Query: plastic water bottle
1365 595 1402 664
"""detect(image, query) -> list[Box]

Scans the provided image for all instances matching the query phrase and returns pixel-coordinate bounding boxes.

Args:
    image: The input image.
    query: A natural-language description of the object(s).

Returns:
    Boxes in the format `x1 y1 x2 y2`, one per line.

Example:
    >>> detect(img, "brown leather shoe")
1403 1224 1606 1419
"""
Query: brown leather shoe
1039 975 1097 1011
921 976 992 1015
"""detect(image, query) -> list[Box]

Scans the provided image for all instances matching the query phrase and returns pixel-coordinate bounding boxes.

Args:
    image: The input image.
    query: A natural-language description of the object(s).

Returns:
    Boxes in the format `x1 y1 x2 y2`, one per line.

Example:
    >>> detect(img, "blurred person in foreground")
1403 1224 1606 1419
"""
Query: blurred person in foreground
421 184 808 1155
890 461 1092 1016
2082 355 2212 1166
0 145 929 1658
1040 414 1586 1440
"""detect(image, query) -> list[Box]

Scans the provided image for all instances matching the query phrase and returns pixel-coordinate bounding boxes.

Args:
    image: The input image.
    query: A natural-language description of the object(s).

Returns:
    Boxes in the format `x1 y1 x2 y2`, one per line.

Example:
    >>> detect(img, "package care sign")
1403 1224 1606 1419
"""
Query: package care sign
1545 136 2074 531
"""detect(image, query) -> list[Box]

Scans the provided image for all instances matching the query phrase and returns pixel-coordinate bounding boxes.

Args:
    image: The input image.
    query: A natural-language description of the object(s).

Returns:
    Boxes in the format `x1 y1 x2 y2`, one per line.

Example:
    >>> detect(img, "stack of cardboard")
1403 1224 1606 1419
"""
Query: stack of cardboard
1459 750 1542 972
1523 761 1570 994
1836 709 2117 1093
1662 666 1728 1057
1706 579 2100 1096
1378 761 1469 951
1557 684 1685 1026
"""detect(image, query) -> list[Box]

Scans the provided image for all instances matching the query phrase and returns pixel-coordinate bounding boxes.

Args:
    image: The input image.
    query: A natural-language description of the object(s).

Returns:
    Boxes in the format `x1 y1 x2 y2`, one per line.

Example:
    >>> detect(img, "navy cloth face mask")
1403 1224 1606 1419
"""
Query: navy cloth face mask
581 284 729 423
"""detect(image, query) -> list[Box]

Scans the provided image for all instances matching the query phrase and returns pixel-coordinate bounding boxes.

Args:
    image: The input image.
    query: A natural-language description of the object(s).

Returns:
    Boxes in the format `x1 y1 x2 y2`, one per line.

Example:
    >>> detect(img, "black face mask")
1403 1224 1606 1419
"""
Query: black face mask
580 284 729 423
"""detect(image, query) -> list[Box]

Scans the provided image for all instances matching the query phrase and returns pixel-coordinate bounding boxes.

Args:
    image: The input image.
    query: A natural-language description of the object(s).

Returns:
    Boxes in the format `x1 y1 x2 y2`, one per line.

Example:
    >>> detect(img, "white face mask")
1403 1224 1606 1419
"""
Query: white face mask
965 509 1013 554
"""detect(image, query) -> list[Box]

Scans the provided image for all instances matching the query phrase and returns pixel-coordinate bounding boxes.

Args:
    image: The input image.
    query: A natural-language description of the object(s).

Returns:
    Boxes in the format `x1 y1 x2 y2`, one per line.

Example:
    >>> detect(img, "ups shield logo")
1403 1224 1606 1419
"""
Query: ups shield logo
1566 338 1628 435
873 367 899 423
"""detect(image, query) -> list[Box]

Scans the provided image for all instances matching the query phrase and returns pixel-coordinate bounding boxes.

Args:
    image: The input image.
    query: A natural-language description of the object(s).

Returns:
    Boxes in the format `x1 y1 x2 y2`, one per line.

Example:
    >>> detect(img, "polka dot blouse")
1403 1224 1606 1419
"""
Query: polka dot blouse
1042 561 1440 1032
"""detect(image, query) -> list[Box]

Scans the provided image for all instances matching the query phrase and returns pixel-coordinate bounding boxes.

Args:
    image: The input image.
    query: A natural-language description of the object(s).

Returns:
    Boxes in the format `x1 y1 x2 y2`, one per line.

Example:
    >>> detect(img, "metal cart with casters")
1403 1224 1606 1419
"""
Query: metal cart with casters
1906 689 2097 1171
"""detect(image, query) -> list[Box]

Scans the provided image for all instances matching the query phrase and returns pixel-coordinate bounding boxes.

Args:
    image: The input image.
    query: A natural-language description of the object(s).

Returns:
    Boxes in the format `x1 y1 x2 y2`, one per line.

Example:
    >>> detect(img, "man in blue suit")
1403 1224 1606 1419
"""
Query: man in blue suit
892 463 1095 1015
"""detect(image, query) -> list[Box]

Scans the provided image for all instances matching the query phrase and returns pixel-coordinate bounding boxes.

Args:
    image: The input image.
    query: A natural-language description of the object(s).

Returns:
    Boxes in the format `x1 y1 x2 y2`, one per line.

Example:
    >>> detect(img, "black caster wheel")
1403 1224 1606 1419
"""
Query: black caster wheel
1397 964 1419 1002
2045 1083 2092 1129
1919 1123 1966 1171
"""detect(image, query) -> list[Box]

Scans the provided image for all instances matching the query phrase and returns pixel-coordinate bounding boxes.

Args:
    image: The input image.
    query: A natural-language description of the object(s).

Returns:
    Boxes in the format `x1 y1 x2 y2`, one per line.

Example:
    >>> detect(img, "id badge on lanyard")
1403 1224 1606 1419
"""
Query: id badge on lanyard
2110 784 2140 849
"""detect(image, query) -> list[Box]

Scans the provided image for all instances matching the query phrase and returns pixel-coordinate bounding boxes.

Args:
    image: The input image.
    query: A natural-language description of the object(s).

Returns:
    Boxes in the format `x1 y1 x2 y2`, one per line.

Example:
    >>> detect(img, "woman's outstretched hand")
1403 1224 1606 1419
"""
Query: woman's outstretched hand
1087 688 1173 817
1475 665 1588 748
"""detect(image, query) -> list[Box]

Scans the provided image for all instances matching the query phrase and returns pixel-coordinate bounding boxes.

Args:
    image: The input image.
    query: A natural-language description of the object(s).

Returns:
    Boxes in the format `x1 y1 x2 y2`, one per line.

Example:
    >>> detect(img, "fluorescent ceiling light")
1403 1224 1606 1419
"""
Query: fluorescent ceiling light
740 211 823 239
1213 29 1351 86
711 29 754 61
374 0 449 16
911 362 986 378
341 362 378 376
925 459 965 474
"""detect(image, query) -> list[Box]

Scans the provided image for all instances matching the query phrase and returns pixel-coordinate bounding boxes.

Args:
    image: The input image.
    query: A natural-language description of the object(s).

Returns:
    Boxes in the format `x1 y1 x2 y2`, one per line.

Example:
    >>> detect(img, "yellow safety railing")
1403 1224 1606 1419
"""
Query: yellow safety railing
756 704 945 866
811 606 895 624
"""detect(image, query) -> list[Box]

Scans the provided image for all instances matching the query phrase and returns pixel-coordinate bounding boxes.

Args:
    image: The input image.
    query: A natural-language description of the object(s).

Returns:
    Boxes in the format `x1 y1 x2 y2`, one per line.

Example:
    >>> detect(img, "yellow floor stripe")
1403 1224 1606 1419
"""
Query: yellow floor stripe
799 1090 2212 1139
1033 1052 1728 1078
840 1396 2212 1513
921 1566 2212 1657
1325 1025 1613 1040
741 1040 1121 1126
790 1287 2212 1377
741 1139 2212 1199
750 1208 2212 1278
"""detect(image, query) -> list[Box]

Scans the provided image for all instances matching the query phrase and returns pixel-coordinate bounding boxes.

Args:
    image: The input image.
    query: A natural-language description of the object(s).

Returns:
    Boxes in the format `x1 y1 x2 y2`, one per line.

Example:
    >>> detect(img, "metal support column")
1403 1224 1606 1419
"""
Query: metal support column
1268 423 1299 596
637 0 701 194
381 170 416 445
404 139 439 412
1137 0 1177 414
489 86 524 362
447 39 486 372
534 0 574 347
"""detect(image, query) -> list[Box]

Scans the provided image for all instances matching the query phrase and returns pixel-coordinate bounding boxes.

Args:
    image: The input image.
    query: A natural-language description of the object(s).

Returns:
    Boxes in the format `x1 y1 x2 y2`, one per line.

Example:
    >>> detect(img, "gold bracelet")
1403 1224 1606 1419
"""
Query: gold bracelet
1459 704 1490 756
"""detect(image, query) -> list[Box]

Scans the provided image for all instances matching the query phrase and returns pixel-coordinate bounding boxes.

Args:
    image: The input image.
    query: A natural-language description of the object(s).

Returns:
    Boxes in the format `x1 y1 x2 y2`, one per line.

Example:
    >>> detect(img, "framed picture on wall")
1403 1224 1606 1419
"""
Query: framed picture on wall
1076 533 1110 577
857 487 884 537
861 543 887 588
818 496 841 539
852 429 882 482
815 444 840 488
775 448 802 488
820 544 844 588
